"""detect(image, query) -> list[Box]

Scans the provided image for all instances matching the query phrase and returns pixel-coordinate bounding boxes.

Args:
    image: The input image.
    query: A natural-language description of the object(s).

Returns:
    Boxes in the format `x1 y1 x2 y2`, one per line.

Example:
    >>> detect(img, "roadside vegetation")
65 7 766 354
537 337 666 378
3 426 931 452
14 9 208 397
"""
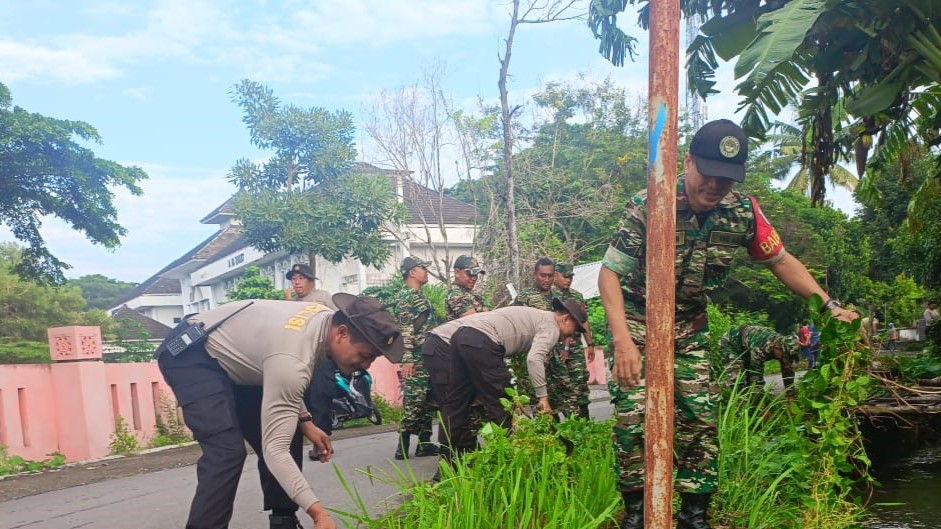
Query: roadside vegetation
337 301 872 529
0 445 66 476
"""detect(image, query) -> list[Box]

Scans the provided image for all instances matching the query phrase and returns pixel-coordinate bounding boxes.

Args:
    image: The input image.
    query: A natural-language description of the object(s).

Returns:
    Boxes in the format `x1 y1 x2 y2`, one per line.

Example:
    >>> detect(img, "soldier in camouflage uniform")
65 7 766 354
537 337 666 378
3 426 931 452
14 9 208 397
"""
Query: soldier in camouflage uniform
391 256 441 460
599 120 858 529
548 263 597 418
511 257 556 402
717 325 800 392
445 255 488 320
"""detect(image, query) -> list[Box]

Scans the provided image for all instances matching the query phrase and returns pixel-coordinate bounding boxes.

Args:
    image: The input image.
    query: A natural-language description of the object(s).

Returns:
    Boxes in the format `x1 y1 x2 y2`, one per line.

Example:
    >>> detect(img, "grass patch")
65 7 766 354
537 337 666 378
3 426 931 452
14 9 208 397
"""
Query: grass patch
0 444 66 476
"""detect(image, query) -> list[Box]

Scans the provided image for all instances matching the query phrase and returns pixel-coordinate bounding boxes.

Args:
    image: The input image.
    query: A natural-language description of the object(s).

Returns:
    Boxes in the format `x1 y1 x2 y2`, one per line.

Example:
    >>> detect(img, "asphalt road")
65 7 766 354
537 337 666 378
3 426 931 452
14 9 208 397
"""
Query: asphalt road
1 395 615 529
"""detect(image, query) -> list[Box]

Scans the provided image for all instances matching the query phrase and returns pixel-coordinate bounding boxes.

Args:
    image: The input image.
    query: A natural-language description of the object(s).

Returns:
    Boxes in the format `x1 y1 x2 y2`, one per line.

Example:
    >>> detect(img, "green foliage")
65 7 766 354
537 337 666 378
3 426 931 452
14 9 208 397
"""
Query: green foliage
149 393 192 448
338 390 618 528
225 266 284 301
884 352 941 385
0 445 66 476
0 243 93 341
228 80 407 269
792 295 873 523
0 340 51 364
67 274 138 310
0 82 147 284
586 298 608 350
361 276 405 306
104 318 156 363
340 394 402 428
108 416 140 456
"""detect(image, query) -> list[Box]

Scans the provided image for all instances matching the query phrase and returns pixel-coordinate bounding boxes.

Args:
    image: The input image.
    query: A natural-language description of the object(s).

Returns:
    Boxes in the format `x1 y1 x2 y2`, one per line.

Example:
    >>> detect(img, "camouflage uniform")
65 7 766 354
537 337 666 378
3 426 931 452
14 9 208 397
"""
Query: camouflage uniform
394 286 441 437
603 176 786 494
549 287 591 417
445 284 487 321
718 325 799 390
511 288 554 401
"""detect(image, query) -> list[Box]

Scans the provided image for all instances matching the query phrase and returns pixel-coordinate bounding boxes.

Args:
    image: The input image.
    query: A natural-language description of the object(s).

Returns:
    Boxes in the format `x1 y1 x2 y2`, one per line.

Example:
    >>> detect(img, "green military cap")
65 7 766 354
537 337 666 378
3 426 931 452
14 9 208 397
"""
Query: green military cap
453 254 485 275
400 255 431 274
555 263 574 277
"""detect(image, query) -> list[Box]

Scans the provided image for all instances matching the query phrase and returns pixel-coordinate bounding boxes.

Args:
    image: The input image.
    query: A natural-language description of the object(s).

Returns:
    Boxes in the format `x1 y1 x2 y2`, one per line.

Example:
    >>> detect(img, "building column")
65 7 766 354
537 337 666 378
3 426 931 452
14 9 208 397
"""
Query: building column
47 326 112 461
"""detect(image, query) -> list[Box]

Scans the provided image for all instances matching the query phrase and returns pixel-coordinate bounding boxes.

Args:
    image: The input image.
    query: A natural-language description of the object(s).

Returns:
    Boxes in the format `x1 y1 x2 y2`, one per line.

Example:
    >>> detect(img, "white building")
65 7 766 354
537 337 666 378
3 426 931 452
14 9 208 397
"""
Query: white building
110 163 480 327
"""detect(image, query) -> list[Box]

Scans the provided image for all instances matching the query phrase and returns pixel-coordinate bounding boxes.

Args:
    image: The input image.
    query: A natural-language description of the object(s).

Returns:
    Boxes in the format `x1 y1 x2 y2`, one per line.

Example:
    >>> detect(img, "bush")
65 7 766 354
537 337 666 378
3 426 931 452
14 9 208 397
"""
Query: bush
0 340 51 364
0 445 66 476
109 416 140 456
149 393 192 448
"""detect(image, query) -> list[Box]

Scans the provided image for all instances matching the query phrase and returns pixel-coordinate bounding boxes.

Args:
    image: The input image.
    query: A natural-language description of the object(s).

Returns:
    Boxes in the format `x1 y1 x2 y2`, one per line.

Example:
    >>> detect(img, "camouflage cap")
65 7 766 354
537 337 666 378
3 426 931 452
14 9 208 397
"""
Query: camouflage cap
332 293 404 363
400 255 431 275
453 254 485 275
551 297 588 334
286 263 317 281
555 263 574 277
689 119 747 182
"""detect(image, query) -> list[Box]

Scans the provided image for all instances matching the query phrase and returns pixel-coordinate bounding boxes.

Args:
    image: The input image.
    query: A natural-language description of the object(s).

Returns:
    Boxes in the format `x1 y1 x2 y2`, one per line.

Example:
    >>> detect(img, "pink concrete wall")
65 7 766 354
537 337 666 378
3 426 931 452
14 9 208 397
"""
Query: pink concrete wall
366 357 402 406
104 363 174 448
0 365 60 461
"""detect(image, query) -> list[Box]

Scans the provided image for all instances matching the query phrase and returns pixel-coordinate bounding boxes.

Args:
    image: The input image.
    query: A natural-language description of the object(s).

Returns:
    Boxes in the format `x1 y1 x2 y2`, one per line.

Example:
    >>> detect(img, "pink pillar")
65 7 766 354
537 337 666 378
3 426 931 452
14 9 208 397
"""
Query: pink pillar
47 326 113 461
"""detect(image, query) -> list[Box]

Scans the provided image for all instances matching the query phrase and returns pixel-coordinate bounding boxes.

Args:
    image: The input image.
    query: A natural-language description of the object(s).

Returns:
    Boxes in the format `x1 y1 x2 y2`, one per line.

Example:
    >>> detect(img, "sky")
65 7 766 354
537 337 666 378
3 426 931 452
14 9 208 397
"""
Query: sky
0 0 857 284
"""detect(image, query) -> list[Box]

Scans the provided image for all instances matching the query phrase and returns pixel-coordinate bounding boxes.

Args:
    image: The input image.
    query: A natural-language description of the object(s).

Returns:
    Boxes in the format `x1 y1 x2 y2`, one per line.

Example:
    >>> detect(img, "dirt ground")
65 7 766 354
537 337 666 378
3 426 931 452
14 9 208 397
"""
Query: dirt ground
0 423 397 503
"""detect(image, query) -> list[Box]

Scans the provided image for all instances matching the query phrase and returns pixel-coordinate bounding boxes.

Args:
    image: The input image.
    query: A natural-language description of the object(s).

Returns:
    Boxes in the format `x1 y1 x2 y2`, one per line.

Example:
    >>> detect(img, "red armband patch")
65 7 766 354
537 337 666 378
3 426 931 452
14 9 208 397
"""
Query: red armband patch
747 196 784 262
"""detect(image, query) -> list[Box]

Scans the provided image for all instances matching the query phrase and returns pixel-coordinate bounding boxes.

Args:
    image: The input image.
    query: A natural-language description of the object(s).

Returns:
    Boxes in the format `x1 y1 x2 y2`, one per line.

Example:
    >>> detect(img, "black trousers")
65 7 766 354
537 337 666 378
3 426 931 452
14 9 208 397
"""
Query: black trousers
422 334 453 448
156 325 304 529
439 327 512 454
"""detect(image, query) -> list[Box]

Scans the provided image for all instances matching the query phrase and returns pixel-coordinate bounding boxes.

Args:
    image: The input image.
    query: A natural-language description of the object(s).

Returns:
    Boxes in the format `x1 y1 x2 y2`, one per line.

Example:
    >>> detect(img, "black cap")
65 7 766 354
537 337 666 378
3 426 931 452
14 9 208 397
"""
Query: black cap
332 293 404 363
286 263 317 281
689 119 747 182
453 255 485 275
551 297 588 334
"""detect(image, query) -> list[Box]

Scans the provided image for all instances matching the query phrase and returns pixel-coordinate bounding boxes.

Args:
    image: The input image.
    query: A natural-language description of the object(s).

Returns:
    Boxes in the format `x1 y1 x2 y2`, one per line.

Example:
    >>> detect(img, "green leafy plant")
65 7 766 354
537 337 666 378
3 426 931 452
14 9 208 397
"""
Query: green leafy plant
338 393 402 428
149 393 192 448
109 416 140 456
0 445 66 476
336 388 619 528
0 340 51 364
226 265 285 301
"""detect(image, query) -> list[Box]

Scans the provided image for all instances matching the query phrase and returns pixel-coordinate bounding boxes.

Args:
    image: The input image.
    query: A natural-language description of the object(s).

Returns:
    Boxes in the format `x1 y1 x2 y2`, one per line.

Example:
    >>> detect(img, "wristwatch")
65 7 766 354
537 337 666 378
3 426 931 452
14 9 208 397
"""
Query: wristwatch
298 414 313 424
821 298 843 313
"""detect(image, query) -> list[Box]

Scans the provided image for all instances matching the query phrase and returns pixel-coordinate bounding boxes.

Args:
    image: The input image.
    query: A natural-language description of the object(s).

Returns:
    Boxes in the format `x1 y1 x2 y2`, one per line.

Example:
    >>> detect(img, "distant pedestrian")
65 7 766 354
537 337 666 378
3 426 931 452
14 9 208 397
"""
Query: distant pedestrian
888 323 898 351
924 302 939 326
807 322 821 368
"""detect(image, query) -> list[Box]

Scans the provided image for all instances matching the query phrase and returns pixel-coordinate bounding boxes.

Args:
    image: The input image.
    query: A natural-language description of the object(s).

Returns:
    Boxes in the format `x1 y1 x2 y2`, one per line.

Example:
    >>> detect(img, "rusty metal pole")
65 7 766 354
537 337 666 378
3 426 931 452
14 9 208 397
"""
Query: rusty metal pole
645 0 680 528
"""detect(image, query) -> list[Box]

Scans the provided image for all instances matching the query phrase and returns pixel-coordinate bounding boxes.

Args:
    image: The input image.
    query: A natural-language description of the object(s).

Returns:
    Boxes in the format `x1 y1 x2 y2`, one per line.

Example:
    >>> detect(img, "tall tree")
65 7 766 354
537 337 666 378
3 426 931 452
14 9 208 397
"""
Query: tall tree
228 80 407 274
0 243 108 341
364 62 483 283
0 82 148 284
68 274 139 310
590 0 941 211
497 0 583 287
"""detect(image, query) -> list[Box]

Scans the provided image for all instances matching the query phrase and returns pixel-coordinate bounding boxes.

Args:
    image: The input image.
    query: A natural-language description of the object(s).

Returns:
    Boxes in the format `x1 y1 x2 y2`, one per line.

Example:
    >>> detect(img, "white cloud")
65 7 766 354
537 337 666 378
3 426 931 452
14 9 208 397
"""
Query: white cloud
4 164 238 282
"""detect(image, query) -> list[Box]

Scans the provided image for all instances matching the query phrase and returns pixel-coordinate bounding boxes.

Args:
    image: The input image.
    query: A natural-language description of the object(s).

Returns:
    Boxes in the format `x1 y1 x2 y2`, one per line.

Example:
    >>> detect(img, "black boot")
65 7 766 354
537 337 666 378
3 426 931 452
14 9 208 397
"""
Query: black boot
414 431 440 457
269 512 303 529
676 492 713 529
578 403 591 419
619 490 644 529
393 431 410 460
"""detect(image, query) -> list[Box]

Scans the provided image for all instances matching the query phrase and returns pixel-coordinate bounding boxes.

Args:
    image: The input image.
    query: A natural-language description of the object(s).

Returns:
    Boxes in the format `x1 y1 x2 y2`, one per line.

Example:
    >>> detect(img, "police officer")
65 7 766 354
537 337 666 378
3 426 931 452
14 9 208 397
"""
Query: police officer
598 119 858 529
717 324 800 392
445 255 488 320
511 257 556 401
286 263 334 307
155 295 402 529
549 262 597 418
391 256 442 460
424 300 588 462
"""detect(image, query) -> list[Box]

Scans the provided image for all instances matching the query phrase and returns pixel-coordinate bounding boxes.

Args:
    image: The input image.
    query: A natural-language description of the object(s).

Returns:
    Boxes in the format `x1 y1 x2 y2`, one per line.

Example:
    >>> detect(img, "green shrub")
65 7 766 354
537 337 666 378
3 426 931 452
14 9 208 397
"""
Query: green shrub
149 393 192 448
0 340 51 364
337 389 619 528
109 416 140 456
0 444 66 476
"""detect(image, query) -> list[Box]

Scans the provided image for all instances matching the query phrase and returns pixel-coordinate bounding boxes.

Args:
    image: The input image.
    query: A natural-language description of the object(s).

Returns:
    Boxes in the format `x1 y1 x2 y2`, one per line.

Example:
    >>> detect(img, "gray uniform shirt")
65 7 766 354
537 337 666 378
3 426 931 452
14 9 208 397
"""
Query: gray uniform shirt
430 306 560 398
190 300 332 511
294 288 336 308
